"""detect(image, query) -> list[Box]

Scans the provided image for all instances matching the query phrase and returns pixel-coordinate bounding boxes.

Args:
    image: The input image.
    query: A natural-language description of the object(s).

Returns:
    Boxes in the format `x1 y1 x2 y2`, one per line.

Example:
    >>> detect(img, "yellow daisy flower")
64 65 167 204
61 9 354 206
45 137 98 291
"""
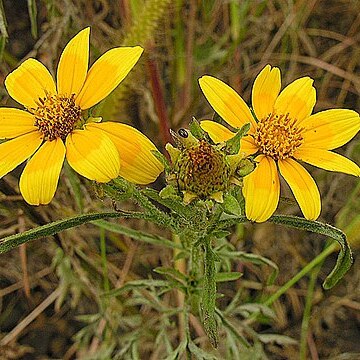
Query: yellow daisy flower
199 65 360 222
0 27 164 205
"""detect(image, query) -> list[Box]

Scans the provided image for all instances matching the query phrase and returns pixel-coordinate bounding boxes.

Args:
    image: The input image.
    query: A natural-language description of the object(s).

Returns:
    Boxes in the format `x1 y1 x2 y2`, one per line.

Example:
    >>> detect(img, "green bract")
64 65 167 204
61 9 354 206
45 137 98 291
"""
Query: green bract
164 123 255 204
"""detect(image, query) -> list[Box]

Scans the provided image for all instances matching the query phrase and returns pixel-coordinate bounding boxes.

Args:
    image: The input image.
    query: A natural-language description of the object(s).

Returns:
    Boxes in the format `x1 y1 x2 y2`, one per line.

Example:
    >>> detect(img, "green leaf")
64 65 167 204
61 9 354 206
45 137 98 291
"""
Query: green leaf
189 117 207 140
223 193 241 216
92 220 184 250
0 212 137 254
269 215 353 289
104 279 170 298
27 0 37 38
163 339 187 360
218 250 279 285
212 230 231 239
187 341 217 359
258 334 297 345
153 267 188 285
225 123 250 154
215 272 242 282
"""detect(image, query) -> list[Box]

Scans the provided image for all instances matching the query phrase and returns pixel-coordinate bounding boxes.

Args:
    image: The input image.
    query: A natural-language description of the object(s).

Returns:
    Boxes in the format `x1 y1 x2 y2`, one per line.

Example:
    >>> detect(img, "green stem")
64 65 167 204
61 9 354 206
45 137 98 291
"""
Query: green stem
100 228 110 293
263 242 336 307
202 238 218 348
112 178 173 228
299 265 321 360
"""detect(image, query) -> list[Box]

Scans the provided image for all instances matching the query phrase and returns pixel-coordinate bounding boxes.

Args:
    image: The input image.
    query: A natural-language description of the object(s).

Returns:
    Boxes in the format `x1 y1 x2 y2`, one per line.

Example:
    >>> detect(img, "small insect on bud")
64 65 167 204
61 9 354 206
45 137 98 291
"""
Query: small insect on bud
178 128 189 138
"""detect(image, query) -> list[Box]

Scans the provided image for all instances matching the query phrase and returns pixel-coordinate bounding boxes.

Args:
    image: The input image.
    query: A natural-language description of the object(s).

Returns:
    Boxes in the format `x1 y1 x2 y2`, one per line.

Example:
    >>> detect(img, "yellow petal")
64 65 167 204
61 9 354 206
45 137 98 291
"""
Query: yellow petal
57 27 90 96
88 122 164 184
0 108 37 139
300 109 360 150
274 77 316 122
76 46 143 109
278 158 320 220
65 127 120 182
19 138 65 205
243 155 280 222
201 120 235 142
0 132 43 178
199 76 256 129
252 65 281 120
5 58 56 108
200 120 258 155
294 147 360 176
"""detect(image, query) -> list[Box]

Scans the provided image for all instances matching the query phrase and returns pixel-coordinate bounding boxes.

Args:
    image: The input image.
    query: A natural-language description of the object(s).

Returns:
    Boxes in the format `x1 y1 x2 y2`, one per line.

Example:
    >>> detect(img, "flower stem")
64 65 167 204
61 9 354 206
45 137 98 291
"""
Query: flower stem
100 228 110 293
299 264 321 360
263 242 336 307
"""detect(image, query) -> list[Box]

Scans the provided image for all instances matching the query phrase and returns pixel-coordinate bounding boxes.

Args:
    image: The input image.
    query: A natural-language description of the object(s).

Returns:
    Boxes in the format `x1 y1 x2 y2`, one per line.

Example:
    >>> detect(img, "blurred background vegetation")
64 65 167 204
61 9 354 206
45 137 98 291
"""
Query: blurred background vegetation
0 0 359 359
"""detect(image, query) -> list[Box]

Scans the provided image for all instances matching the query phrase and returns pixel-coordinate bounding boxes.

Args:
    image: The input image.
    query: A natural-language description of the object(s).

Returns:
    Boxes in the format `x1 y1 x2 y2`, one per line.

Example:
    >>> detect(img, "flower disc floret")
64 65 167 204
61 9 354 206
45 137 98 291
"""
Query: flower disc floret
176 140 230 198
254 112 304 160
31 93 82 141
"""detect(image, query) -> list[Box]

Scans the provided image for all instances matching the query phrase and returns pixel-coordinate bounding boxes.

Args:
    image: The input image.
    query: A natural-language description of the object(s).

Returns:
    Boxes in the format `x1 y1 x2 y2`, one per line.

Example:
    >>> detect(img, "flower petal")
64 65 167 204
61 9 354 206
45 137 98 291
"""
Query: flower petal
0 132 43 178
57 27 90 96
88 122 164 184
0 108 38 139
274 77 316 122
199 76 256 129
294 147 360 176
200 120 258 155
65 127 120 182
300 109 360 150
5 58 56 108
278 158 320 220
19 138 65 205
252 65 281 120
201 120 235 142
243 155 280 222
76 46 143 109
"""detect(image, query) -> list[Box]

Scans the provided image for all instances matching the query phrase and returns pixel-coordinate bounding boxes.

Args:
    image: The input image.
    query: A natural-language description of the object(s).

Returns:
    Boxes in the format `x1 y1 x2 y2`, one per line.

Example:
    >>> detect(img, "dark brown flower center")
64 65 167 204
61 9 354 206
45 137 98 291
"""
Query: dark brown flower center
30 93 82 141
253 112 304 160
176 140 230 197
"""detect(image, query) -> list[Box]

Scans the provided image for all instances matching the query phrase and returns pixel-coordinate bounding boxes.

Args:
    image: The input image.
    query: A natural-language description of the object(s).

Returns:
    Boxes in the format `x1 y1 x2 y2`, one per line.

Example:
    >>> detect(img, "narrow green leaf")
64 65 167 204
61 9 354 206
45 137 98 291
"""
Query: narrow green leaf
164 339 187 360
225 123 250 154
104 279 169 298
269 215 353 289
216 309 251 348
187 341 217 360
92 219 183 250
223 193 241 216
27 0 38 38
215 272 242 282
258 334 297 345
154 267 188 285
218 250 279 285
189 117 208 140
0 0 8 38
0 212 137 254
0 0 8 62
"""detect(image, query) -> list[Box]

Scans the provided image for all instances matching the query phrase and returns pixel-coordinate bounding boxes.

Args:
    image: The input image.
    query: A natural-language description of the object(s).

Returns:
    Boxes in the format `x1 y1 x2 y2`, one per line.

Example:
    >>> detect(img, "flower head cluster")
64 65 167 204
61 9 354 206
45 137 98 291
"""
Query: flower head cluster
165 127 255 204
199 65 360 222
0 28 163 205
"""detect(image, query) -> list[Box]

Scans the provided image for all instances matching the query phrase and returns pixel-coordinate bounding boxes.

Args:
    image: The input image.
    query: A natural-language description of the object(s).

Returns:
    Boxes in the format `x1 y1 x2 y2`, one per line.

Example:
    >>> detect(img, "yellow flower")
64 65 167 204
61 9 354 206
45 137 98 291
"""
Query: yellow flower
199 65 360 222
0 27 164 205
